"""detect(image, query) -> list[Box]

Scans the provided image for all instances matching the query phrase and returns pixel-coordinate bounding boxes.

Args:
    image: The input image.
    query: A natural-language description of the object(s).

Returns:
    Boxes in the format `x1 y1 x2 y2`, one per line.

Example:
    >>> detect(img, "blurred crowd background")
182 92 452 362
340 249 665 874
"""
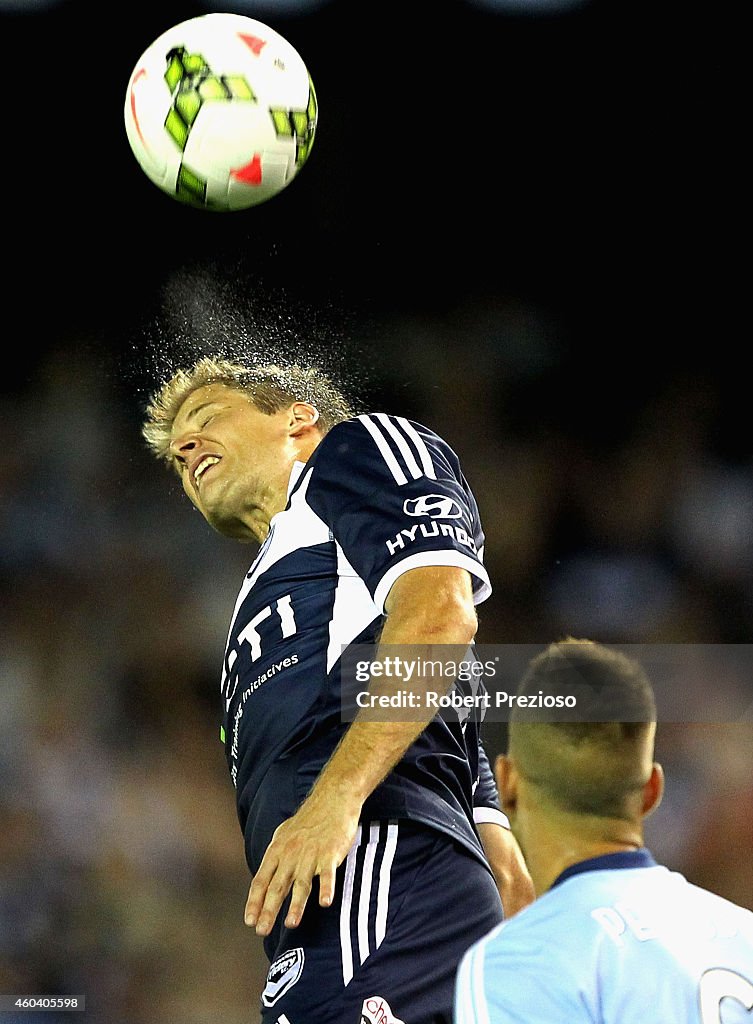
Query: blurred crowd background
1 0 748 1022
2 305 751 1024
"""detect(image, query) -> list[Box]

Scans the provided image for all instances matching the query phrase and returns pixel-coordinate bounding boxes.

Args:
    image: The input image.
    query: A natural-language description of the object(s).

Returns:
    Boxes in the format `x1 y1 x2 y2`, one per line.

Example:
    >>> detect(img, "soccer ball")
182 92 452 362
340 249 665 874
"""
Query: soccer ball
124 13 317 211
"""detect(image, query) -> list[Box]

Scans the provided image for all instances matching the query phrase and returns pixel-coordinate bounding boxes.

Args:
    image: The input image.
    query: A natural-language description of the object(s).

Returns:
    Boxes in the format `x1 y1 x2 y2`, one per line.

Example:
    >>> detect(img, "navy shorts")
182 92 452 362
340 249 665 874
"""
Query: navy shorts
258 819 504 1024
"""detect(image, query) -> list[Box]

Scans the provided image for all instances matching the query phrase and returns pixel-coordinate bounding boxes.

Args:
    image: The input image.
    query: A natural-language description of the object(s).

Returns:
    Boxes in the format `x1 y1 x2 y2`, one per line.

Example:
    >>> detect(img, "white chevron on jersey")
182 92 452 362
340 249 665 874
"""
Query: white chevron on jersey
220 465 327 698
326 544 380 673
240 466 324 596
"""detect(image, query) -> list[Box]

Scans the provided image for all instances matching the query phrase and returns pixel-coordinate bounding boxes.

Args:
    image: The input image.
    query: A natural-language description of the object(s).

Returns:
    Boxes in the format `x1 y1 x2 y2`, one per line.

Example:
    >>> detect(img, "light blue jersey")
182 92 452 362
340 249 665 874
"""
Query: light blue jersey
455 849 753 1024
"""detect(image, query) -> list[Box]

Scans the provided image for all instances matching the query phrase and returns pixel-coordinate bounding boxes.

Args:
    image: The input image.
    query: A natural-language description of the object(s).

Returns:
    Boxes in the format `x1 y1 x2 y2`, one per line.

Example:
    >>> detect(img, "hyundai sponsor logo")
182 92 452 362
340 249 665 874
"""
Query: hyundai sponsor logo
403 494 463 519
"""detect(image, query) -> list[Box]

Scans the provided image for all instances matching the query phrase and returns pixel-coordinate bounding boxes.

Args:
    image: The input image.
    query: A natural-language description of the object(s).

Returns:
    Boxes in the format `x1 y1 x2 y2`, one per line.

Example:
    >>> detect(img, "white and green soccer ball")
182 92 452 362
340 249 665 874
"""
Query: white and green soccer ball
124 13 317 211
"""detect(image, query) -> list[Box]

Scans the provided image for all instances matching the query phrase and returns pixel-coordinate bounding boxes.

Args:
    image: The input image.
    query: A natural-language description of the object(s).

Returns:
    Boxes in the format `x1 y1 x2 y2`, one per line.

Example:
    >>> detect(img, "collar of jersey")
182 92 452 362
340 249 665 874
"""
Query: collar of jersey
551 848 657 889
266 462 308 540
287 460 307 498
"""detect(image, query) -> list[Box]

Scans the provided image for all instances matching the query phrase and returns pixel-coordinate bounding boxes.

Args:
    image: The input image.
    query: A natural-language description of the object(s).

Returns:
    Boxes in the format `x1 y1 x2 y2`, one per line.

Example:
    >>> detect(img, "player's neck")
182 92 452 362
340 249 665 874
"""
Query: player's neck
235 454 313 543
527 821 644 895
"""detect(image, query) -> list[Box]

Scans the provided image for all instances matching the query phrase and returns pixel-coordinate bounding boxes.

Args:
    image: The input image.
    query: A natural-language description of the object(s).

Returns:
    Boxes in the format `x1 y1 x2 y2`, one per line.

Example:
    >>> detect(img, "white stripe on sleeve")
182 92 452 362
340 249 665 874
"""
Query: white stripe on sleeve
358 415 408 485
470 941 492 1024
455 949 472 1024
395 416 437 479
374 413 423 480
455 943 492 1024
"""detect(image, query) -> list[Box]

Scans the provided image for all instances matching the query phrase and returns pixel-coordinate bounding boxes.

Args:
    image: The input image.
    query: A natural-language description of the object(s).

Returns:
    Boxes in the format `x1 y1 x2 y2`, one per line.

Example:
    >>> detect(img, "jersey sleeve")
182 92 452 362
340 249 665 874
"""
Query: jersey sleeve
305 414 492 613
473 739 510 830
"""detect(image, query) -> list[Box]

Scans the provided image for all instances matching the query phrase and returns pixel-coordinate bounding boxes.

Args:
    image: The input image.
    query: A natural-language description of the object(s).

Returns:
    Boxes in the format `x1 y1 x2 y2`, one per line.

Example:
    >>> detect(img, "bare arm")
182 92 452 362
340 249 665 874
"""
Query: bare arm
244 564 478 936
477 821 535 918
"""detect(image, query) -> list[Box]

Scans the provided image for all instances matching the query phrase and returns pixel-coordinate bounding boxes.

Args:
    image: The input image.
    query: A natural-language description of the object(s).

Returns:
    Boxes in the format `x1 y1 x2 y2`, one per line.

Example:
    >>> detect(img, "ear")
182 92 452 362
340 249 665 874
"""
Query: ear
641 762 664 819
289 402 320 436
495 754 518 820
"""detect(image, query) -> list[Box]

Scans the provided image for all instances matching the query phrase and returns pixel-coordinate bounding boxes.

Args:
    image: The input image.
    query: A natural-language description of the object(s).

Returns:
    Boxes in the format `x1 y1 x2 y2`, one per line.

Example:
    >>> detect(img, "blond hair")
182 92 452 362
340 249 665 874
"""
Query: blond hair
142 356 354 464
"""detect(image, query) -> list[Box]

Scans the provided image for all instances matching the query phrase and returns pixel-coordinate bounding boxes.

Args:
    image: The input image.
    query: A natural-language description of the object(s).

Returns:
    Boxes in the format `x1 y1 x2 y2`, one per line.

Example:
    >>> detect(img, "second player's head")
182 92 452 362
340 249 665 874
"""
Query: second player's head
497 638 664 882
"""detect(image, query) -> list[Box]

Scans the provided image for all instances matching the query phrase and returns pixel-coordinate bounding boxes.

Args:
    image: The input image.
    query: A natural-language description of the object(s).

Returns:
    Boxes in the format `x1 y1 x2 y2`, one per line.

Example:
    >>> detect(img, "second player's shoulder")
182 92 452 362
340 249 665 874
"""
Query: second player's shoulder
483 873 610 956
683 871 753 935
456 899 594 1023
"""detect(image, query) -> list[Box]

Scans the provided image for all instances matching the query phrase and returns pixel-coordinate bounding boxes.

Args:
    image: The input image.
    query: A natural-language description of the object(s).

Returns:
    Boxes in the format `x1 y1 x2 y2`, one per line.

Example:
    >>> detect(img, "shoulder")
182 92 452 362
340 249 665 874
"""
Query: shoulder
311 415 375 464
682 873 753 932
317 413 453 457
478 877 611 964
456 899 593 1022
307 411 450 483
472 888 574 959
309 413 459 486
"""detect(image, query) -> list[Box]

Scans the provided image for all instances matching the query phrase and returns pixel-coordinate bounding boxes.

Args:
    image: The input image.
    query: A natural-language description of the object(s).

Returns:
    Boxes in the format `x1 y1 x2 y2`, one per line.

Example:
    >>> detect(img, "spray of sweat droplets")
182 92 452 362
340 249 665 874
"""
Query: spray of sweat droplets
124 260 375 420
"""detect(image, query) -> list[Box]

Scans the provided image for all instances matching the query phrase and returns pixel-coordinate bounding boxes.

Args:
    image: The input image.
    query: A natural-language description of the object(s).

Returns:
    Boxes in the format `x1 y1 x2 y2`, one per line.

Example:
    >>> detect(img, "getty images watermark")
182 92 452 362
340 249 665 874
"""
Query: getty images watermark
339 644 753 723
351 653 576 714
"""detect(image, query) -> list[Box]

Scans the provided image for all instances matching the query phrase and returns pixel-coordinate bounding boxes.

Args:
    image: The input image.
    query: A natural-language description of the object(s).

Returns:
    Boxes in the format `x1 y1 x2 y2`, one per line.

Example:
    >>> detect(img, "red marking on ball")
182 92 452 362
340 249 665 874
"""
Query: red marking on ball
231 155 263 185
238 33 267 56
129 68 149 148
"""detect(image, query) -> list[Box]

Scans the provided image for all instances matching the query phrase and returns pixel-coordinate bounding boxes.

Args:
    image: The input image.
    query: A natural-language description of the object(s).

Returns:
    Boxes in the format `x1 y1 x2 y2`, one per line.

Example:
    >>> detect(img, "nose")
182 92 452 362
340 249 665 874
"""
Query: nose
169 432 200 464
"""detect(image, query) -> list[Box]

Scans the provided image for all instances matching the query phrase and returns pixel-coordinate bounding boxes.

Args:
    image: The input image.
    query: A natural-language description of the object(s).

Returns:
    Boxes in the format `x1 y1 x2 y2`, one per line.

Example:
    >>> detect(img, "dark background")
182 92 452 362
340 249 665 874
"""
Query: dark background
3 0 742 396
1 3 750 1023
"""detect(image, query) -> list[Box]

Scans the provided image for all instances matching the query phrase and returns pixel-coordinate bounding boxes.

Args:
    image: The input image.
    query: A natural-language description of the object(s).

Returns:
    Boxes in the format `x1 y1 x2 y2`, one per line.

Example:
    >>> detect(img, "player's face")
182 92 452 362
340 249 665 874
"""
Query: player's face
169 383 300 542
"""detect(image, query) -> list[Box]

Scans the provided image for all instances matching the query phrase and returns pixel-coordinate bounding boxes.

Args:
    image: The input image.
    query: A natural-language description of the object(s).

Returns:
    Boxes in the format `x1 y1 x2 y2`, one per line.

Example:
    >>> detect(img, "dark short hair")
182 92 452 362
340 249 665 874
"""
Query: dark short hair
509 639 657 819
512 637 657 730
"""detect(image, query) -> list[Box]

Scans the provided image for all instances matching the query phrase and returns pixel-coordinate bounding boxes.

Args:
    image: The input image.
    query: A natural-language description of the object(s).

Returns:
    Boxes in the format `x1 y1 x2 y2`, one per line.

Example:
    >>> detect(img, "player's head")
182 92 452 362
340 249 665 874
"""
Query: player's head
498 638 663 863
142 357 353 462
142 356 353 542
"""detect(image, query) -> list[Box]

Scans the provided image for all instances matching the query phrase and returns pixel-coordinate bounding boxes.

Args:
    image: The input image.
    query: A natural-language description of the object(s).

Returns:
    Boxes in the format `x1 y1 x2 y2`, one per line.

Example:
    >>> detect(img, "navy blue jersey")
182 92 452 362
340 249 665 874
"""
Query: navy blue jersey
219 414 506 876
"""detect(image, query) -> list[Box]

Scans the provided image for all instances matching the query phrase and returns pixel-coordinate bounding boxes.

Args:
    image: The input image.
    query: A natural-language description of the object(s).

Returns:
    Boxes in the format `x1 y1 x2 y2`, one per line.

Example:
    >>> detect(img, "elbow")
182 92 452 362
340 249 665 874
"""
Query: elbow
437 598 478 644
398 594 478 645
